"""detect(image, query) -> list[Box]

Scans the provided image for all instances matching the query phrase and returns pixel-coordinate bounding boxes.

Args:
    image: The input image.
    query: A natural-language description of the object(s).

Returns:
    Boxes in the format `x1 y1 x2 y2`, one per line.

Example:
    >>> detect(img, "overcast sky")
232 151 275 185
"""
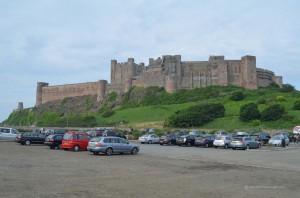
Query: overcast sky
1 0 300 123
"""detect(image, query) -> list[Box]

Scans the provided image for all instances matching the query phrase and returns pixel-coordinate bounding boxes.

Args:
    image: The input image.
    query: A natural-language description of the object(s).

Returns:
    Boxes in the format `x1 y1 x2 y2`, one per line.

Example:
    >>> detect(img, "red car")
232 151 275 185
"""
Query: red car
61 131 91 151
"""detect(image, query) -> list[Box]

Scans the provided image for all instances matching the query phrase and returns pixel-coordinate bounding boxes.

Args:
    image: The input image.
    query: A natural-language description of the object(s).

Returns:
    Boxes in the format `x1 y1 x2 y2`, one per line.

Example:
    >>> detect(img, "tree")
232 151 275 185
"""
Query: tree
239 103 261 122
261 104 285 121
280 84 295 92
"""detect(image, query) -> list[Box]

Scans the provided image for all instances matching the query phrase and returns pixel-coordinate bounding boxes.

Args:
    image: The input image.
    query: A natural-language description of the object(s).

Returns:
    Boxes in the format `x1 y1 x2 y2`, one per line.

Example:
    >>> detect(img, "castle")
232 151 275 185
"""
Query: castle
35 55 283 106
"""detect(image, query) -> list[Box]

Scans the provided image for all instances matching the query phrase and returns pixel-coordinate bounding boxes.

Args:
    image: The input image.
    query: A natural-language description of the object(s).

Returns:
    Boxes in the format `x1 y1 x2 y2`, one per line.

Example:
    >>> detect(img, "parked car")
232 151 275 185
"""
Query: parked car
195 135 215 148
87 136 139 155
275 131 292 141
0 127 19 141
268 135 290 147
18 132 46 146
86 130 104 137
214 131 229 137
102 130 126 139
61 131 92 151
188 131 203 136
159 134 178 146
250 132 270 145
177 135 196 146
138 134 160 144
44 134 64 149
233 132 250 137
213 136 232 149
230 137 261 150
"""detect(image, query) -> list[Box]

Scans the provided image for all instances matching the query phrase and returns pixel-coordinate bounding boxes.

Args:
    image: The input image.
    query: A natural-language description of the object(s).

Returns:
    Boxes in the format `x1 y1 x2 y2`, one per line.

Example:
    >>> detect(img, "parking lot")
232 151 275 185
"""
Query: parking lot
0 141 300 198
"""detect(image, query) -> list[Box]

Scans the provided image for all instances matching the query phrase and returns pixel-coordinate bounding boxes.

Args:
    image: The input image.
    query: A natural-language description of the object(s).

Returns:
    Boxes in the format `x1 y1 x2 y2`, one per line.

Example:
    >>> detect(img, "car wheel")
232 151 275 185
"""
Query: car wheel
73 145 80 152
148 140 152 144
106 148 113 156
141 142 144 144
246 145 250 150
205 143 209 148
50 146 55 149
131 147 138 155
224 144 228 149
214 146 217 148
232 148 236 150
25 140 31 146
160 143 163 146
57 144 62 150
178 144 181 146
168 141 172 146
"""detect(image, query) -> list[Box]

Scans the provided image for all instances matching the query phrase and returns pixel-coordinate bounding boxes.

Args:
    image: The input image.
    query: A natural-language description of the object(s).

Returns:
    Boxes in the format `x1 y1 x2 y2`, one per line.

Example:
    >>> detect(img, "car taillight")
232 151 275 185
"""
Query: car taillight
50 139 54 142
164 138 168 141
203 138 206 141
96 142 102 147
239 140 244 143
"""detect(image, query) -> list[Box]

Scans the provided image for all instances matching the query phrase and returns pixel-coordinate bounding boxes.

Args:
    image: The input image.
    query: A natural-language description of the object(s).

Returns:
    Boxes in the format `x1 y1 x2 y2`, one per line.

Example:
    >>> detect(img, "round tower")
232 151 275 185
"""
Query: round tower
36 82 48 107
165 75 177 93
124 78 132 93
97 80 107 102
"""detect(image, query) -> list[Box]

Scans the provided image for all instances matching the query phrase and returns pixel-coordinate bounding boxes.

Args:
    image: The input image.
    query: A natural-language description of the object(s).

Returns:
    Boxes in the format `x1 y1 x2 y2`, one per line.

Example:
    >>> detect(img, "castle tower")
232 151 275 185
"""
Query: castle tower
241 56 257 89
36 82 48 107
124 78 132 93
97 80 107 102
165 75 177 93
111 60 117 84
17 102 23 110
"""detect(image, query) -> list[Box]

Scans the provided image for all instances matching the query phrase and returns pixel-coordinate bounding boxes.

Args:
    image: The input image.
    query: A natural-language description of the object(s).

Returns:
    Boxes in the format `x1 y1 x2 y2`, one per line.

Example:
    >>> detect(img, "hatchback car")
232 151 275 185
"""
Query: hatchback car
44 134 63 149
87 137 139 156
250 132 270 145
213 136 232 149
231 137 261 150
0 127 19 141
138 134 160 144
61 131 91 151
195 135 215 148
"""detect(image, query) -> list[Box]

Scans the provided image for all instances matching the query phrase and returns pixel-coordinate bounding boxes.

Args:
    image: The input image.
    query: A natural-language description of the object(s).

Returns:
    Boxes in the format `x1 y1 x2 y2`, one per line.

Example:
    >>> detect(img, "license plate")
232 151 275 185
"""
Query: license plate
89 143 95 147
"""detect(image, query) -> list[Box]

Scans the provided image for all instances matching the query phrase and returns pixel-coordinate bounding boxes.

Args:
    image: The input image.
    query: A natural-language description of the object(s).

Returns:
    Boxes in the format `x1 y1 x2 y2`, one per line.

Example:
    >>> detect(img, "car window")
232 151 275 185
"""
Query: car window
63 133 72 140
32 133 39 137
38 134 45 138
111 138 120 143
3 129 10 133
119 139 127 144
12 129 18 134
55 135 62 140
103 138 111 143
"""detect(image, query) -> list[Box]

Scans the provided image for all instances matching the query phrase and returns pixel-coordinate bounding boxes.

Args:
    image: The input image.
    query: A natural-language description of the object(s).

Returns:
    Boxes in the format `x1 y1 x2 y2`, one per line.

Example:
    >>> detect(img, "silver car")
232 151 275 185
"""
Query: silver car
268 135 290 146
213 136 232 149
231 137 261 150
87 136 139 156
138 134 160 144
0 127 19 141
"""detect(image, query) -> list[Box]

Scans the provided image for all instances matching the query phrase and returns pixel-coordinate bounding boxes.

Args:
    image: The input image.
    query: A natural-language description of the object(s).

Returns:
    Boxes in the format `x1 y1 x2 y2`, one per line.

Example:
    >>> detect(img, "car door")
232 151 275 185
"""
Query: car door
151 135 159 143
119 138 131 152
111 138 121 152
37 134 46 143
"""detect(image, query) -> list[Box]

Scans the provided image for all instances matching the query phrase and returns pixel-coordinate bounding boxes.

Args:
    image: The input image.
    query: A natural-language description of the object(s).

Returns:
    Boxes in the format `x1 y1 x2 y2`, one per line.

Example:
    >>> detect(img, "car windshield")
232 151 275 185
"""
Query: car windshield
63 133 72 140
142 134 151 137
90 137 102 142
272 136 282 140
47 135 55 138
216 137 224 140
234 138 243 141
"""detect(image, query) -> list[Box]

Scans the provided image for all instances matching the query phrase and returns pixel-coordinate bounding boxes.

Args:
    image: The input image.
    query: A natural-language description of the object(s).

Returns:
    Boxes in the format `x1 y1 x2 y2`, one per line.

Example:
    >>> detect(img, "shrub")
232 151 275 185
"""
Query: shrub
280 84 295 92
102 110 114 118
108 92 118 102
230 91 244 101
257 98 266 104
166 103 225 128
276 96 286 102
239 103 261 122
293 100 300 110
261 104 285 121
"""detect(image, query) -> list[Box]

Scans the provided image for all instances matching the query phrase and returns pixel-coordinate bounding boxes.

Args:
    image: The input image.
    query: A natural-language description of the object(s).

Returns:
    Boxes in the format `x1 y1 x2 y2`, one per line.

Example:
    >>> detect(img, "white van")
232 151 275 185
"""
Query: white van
293 126 300 134
0 127 19 140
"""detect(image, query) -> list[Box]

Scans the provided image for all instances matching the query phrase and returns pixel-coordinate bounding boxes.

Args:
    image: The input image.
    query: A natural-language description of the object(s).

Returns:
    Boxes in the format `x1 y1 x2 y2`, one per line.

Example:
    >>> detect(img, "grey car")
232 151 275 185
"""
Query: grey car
87 136 139 156
231 137 261 150
0 127 19 141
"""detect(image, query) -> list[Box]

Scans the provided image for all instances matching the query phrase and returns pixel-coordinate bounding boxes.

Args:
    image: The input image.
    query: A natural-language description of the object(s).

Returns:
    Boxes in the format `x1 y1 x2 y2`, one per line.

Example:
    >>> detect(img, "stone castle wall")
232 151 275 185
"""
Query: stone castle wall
36 54 283 106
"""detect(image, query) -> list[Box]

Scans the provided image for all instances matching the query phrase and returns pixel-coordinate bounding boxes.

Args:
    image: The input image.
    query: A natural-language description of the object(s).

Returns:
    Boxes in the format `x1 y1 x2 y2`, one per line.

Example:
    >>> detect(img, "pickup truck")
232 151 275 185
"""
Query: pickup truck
0 127 19 141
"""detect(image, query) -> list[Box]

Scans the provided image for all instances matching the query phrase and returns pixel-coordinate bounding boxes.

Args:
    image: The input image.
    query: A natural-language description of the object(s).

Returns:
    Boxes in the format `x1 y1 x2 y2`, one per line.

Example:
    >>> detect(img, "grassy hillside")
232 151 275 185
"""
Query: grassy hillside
2 85 300 131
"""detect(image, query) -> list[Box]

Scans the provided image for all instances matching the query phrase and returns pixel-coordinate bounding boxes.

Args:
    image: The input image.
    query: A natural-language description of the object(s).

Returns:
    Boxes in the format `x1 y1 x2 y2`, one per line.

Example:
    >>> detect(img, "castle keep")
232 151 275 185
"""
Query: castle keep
35 55 283 106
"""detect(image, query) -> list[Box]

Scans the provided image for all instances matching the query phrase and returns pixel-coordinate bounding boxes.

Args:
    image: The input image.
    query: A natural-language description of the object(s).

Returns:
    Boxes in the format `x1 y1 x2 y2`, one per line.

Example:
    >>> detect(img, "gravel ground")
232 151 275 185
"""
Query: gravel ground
0 141 300 198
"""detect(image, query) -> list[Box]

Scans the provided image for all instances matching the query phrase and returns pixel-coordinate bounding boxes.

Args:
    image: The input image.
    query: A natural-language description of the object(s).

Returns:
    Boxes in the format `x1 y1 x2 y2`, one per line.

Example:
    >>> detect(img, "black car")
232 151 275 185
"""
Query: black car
44 134 64 149
18 132 46 146
177 135 196 146
195 135 215 148
250 132 270 145
102 130 126 139
159 134 178 146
